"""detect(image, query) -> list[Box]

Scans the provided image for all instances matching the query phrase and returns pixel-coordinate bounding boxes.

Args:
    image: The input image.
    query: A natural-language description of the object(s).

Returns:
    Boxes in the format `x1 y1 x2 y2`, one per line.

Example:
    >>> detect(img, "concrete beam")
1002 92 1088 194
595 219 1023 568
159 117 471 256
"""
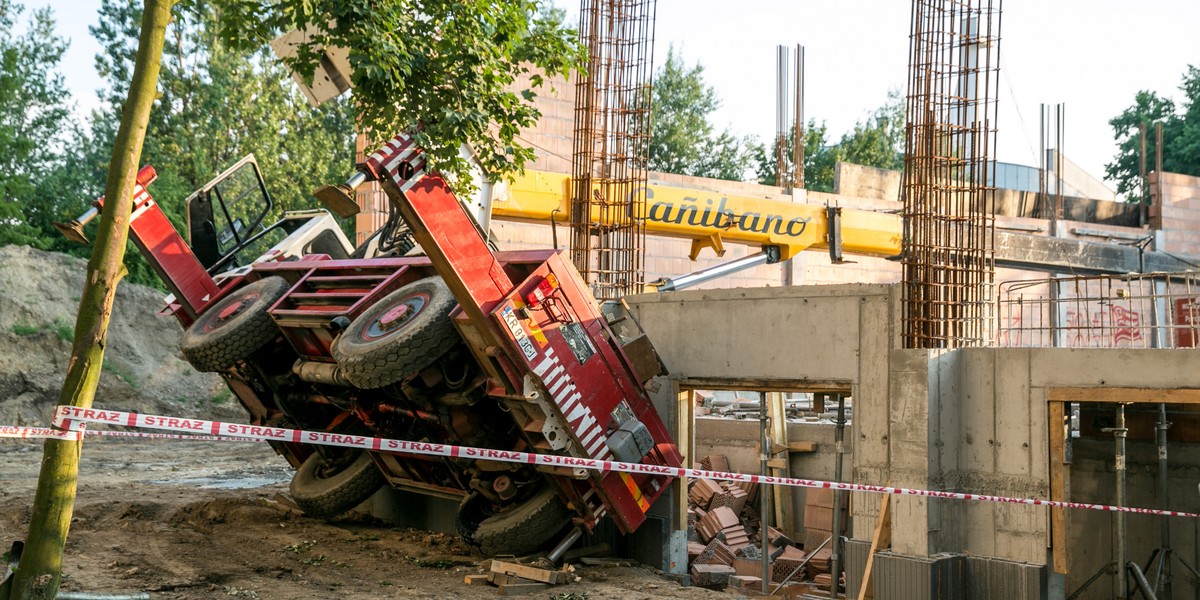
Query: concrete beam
995 231 1198 275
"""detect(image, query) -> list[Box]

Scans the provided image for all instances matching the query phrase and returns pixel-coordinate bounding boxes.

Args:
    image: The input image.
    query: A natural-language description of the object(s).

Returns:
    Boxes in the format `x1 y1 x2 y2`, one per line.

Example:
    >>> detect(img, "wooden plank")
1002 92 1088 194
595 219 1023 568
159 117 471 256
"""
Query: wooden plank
677 385 694 533
787 441 818 453
487 572 537 586
1048 401 1069 575
766 458 789 469
463 574 491 586
496 582 551 596
767 392 794 534
674 378 850 394
491 560 567 585
1048 387 1200 405
856 492 892 600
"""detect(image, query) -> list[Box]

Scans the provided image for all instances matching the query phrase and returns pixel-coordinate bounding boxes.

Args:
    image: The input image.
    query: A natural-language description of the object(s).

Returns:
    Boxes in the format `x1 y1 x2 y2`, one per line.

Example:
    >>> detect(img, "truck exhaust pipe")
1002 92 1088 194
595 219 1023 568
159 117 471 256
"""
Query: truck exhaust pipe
313 171 369 218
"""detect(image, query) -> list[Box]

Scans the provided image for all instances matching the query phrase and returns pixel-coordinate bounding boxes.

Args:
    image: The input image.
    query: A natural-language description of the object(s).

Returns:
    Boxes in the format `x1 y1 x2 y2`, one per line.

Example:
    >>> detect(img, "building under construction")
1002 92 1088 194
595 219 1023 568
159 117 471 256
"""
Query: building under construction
336 1 1200 598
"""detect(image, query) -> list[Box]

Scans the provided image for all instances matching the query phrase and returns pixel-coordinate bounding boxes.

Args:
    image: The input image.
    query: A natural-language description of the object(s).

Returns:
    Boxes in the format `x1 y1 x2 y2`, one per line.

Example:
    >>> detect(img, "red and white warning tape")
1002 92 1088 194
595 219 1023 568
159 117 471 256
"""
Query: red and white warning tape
1 426 82 441
1 425 260 443
5 405 1197 520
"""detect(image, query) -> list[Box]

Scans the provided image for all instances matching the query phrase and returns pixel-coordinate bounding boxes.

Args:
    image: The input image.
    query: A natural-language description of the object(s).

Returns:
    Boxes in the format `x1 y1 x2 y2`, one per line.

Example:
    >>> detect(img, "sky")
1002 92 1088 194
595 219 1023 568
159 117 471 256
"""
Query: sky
28 0 1200 196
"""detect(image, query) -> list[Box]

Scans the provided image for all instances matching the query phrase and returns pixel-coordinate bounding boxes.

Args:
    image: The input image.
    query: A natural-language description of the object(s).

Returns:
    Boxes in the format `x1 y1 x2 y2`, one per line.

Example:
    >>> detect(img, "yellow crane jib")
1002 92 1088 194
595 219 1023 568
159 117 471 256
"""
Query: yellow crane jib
493 170 903 261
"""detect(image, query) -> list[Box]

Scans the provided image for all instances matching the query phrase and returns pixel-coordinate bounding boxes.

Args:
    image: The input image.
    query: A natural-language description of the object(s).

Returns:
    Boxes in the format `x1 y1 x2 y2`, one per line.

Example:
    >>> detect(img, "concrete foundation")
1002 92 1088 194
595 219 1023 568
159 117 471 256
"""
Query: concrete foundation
626 282 1200 599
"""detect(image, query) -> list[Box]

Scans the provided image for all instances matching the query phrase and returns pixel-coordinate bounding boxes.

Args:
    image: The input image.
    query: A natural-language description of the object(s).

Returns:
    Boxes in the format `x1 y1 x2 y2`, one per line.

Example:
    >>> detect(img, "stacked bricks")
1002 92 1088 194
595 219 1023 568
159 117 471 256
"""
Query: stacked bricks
696 507 749 550
771 545 808 584
690 564 735 589
694 540 736 566
684 454 839 591
802 488 846 551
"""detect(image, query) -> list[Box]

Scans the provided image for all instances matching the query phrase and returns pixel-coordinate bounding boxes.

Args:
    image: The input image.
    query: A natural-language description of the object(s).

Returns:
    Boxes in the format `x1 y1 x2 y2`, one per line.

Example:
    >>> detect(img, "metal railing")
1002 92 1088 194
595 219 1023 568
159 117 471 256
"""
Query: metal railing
996 272 1200 349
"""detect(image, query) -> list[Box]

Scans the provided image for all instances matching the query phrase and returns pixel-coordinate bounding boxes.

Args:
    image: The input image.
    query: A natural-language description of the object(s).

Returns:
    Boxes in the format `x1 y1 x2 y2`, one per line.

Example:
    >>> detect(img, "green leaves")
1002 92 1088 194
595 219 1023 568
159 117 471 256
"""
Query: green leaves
81 0 356 286
1105 65 1200 200
0 0 81 250
756 90 905 192
215 0 584 193
647 46 757 182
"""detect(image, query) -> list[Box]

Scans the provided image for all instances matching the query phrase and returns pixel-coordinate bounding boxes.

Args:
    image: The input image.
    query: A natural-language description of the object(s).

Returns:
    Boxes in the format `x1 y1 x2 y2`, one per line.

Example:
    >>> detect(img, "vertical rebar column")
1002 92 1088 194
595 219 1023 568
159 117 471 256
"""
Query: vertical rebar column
793 45 806 190
759 391 772 594
571 0 656 299
830 394 846 599
901 0 1002 348
775 45 791 190
1115 404 1128 599
1157 403 1173 598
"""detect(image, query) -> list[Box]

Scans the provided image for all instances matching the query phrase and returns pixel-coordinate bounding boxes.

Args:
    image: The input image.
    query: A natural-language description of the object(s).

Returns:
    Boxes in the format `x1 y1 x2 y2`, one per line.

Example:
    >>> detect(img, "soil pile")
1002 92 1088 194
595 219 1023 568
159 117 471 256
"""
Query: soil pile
0 244 229 427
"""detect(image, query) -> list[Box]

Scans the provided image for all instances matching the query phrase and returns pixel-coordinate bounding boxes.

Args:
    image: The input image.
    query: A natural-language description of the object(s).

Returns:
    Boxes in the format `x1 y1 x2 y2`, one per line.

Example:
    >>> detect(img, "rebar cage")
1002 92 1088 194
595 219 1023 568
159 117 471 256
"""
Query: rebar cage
570 0 657 299
997 272 1200 349
901 0 1003 348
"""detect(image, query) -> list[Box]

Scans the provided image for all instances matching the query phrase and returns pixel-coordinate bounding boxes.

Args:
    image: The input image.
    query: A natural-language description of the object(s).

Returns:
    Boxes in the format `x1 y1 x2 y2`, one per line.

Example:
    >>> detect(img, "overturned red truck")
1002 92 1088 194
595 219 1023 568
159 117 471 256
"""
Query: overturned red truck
58 134 682 557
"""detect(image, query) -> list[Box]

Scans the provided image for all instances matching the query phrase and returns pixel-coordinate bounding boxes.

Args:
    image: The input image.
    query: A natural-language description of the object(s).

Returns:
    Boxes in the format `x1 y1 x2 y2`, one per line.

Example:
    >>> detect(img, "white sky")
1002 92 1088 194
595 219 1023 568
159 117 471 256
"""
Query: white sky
30 0 1200 196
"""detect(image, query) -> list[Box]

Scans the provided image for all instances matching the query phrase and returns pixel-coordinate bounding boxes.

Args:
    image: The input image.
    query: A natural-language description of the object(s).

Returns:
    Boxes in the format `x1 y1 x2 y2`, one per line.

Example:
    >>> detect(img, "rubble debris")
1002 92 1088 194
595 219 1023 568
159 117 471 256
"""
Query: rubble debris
771 546 807 583
690 563 735 589
684 453 848 593
693 539 735 566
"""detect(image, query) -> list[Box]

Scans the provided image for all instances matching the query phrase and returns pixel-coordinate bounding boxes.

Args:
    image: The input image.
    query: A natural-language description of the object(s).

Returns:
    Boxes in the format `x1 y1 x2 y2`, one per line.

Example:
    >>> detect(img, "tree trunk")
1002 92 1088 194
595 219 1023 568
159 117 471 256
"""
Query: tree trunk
4 1 176 598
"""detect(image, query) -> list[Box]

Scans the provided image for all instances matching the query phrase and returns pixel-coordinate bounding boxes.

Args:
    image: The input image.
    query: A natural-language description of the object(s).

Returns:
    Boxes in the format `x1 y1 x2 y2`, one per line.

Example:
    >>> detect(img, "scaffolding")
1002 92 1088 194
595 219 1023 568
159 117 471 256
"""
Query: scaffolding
901 0 1002 348
571 0 657 299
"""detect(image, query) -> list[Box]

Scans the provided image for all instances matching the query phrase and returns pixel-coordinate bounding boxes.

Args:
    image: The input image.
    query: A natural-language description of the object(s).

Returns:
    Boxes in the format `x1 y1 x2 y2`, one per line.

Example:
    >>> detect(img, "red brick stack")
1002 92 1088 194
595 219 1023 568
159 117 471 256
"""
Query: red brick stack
683 454 845 592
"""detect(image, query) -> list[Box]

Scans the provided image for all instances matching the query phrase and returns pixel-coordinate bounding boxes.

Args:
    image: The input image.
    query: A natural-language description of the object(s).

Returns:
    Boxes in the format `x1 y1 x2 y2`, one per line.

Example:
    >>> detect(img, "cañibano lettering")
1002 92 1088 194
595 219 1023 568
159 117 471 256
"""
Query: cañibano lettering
645 194 809 238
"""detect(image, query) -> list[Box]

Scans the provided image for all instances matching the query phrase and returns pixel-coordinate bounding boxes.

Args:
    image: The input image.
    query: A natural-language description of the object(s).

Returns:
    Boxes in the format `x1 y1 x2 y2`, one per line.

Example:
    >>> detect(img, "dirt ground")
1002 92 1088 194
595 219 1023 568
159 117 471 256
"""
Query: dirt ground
0 438 733 599
0 247 733 598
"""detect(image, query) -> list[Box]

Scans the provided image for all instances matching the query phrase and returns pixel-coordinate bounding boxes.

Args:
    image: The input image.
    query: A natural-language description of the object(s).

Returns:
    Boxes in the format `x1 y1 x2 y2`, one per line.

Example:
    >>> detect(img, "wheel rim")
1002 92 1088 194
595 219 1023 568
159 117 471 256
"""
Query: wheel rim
360 292 430 341
200 290 261 333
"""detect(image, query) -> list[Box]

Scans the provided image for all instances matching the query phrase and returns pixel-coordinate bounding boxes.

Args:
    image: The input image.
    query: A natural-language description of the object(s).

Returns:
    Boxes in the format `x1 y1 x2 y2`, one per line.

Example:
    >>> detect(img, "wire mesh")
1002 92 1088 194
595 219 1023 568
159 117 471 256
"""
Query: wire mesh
997 273 1200 349
901 0 1003 348
571 0 657 299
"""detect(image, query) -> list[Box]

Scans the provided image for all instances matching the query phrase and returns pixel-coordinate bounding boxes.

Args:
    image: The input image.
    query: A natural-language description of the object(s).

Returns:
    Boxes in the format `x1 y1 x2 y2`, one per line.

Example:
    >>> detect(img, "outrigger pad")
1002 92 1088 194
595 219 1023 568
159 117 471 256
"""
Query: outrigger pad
314 184 362 218
53 220 89 245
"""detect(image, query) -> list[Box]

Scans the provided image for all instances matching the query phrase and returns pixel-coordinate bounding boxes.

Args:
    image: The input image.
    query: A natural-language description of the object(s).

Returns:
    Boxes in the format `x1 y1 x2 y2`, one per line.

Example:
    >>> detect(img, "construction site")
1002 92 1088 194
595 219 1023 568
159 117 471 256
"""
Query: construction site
3 0 1200 599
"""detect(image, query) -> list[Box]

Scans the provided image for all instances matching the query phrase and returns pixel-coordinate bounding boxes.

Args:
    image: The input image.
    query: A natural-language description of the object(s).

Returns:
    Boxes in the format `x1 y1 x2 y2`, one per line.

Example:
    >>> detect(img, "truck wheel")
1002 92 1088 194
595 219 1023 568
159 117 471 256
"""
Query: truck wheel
180 276 289 372
331 276 459 388
458 482 571 557
289 449 385 518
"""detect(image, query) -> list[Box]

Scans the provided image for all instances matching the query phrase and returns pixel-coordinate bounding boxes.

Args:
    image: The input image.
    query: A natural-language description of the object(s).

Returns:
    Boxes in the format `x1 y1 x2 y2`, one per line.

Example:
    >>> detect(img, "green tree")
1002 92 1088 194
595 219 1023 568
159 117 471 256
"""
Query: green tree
1105 91 1178 199
758 91 905 192
648 47 756 181
5 1 177 597
756 119 837 191
216 0 583 192
840 89 905 171
87 0 357 285
0 0 82 249
1106 65 1200 200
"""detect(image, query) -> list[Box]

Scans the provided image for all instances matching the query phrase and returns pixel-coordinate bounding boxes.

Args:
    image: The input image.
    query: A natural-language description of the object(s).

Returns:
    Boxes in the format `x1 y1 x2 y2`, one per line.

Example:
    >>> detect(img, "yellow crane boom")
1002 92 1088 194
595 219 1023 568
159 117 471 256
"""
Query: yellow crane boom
492 170 903 261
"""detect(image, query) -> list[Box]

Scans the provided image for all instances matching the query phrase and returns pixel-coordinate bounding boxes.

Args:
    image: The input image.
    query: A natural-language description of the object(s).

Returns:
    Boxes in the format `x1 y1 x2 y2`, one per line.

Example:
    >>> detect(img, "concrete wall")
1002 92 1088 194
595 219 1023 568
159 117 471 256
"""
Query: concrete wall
835 162 901 202
624 284 899 385
851 346 1200 599
626 283 897 546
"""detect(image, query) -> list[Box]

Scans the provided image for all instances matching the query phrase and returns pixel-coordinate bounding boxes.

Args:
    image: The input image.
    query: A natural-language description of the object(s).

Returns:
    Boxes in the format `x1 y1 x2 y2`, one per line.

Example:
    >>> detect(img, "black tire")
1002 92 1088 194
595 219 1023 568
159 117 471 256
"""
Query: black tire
461 482 571 557
289 449 386 518
180 277 289 372
331 276 459 388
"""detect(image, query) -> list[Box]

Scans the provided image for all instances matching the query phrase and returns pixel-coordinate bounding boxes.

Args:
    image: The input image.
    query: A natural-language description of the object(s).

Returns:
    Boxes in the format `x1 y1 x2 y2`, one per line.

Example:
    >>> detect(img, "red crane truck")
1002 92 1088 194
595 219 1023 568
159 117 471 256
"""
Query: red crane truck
59 135 682 558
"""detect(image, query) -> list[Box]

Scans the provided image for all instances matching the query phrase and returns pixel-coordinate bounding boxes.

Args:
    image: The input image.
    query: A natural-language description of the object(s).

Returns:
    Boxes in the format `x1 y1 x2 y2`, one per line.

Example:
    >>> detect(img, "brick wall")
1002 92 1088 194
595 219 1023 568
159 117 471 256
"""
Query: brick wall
1150 171 1200 256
